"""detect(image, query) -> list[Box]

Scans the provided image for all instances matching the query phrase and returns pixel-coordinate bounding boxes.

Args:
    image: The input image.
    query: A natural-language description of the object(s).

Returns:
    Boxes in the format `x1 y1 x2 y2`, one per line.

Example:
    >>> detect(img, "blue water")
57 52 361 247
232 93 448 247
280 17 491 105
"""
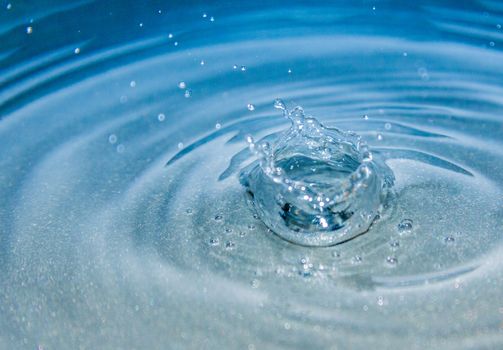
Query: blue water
1 1 503 349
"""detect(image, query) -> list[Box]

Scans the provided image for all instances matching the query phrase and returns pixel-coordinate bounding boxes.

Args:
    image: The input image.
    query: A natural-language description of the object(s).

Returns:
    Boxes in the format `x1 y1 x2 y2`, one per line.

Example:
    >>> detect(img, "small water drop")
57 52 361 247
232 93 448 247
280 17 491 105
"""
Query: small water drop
489 41 495 47
177 142 184 149
363 114 369 120
26 26 33 34
247 224 255 230
251 279 260 288
224 228 232 234
332 251 341 258
352 255 363 264
287 68 292 74
386 256 398 266
214 215 223 221
178 81 186 89
247 103 255 111
210 16 215 22
232 64 238 70
186 208 193 214
6 3 12 10
397 219 413 234
215 123 221 130
74 48 81 54
202 13 207 18
403 52 408 57
384 122 392 130
158 113 166 122
108 134 117 144
377 296 384 306
389 240 400 250
497 24 502 29
444 236 455 244
174 41 178 46
168 33 173 39
116 144 125 153
225 241 235 249
200 60 205 66
240 65 247 72
119 95 128 104
209 238 219 246
376 133 383 141
184 89 192 98
129 80 136 88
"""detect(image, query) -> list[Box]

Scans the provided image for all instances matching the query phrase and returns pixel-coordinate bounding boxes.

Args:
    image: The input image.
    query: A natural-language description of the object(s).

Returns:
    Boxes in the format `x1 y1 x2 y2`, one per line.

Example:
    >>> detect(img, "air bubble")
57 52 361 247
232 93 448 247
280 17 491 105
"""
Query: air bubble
397 219 413 234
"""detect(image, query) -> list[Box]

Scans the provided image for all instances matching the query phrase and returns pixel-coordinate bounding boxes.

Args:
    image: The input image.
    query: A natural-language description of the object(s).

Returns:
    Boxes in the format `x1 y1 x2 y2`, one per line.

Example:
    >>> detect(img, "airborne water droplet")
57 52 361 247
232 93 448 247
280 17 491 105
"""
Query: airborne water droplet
397 219 413 235
247 103 255 111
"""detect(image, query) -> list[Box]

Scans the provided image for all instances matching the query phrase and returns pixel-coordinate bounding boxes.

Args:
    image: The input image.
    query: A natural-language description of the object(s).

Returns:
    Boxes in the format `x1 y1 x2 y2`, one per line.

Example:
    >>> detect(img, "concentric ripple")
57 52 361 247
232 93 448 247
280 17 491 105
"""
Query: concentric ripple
1 1 503 349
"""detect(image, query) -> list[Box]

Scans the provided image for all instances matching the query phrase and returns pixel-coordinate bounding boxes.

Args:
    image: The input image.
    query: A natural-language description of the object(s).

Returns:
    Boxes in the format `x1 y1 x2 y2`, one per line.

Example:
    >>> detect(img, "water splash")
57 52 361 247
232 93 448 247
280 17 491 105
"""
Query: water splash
240 99 394 246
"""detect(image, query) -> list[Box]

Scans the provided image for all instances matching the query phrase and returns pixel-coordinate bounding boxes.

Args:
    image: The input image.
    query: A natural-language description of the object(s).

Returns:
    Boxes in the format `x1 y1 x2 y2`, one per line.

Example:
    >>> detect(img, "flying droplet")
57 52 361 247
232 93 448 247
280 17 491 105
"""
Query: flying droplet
158 113 166 122
444 236 455 244
116 144 125 153
397 219 413 234
225 241 235 249
209 238 219 246
384 122 391 130
26 26 33 34
108 134 117 144
386 256 398 266
215 123 221 130
214 215 223 221
74 48 81 54
184 89 192 98
377 133 383 141
178 81 186 89
240 65 247 72
129 80 136 88
247 103 255 111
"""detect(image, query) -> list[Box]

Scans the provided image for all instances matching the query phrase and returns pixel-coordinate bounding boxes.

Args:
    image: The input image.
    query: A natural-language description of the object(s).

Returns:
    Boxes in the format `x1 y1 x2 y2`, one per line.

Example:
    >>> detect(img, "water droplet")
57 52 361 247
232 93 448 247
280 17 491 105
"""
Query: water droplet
178 81 186 89
497 24 502 29
174 41 178 46
384 122 391 130
209 238 219 246
490 41 495 47
225 241 235 249
210 16 215 22
139 23 143 28
372 6 376 10
332 251 341 258
224 228 232 234
119 95 128 104
214 215 223 221
232 64 238 70
389 240 400 249
6 3 12 10
247 224 255 230
168 33 173 39
116 144 125 153
158 113 166 122
185 208 193 214
251 279 260 288
363 114 369 120
26 26 33 34
284 322 291 330
377 296 384 306
129 80 136 88
177 142 184 149
184 89 192 98
74 48 81 54
108 134 117 144
444 236 455 244
403 52 408 57
376 133 383 141
200 60 205 66
240 65 247 71
386 256 398 266
247 103 255 111
352 255 363 264
215 123 221 130
397 219 413 234
287 68 292 74
202 13 207 18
